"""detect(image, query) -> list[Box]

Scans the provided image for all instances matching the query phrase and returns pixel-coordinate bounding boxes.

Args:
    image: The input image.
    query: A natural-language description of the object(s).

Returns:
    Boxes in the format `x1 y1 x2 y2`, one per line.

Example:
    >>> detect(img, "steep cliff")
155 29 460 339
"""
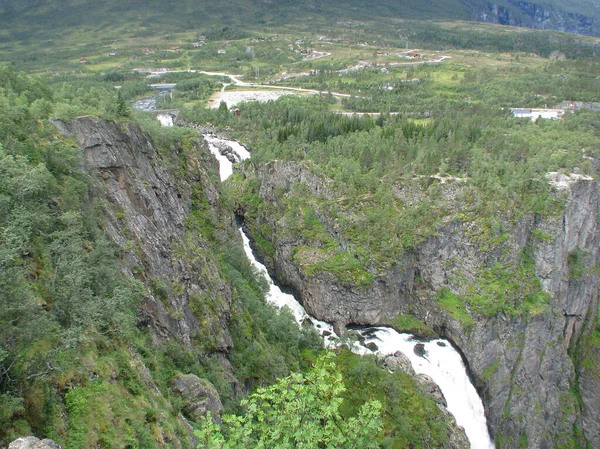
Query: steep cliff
464 0 600 36
235 160 600 448
33 116 248 448
53 117 235 352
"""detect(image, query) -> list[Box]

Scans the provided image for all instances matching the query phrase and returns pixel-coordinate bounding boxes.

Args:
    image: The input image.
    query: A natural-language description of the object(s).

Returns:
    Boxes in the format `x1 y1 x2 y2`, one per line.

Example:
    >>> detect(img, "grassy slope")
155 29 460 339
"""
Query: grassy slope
2 0 597 58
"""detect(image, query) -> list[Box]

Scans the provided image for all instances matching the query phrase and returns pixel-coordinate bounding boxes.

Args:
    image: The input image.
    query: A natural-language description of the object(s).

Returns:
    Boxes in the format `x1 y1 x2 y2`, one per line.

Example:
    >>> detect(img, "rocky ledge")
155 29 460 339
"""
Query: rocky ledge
53 117 235 351
237 159 600 448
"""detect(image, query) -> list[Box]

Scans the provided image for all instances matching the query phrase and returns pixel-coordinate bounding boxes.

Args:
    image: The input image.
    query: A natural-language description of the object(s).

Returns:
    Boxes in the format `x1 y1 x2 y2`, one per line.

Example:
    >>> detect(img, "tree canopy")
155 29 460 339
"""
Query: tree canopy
196 354 383 449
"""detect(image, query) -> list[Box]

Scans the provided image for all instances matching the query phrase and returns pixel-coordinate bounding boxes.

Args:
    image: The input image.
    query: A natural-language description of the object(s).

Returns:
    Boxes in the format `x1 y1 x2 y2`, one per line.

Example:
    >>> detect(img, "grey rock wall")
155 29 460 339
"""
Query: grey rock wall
468 0 600 36
240 160 600 448
171 374 223 422
8 437 61 449
53 117 234 352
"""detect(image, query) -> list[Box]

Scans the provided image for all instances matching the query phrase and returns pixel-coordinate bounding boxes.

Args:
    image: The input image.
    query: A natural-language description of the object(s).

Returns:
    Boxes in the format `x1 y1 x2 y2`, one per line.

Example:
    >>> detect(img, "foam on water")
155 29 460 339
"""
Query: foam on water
176 129 494 449
355 327 495 449
156 113 174 127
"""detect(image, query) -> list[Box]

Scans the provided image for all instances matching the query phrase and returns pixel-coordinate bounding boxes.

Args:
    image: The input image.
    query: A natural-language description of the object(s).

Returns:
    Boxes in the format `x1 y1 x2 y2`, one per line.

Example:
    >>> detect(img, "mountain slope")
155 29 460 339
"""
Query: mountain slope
1 0 600 40
463 0 600 35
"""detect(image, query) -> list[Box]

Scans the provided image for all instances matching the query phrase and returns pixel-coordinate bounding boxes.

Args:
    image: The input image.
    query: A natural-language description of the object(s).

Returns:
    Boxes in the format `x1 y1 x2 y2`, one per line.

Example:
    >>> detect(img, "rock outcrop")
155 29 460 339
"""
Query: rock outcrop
238 160 600 448
171 374 223 422
52 117 235 351
382 351 415 375
466 0 600 37
8 437 61 449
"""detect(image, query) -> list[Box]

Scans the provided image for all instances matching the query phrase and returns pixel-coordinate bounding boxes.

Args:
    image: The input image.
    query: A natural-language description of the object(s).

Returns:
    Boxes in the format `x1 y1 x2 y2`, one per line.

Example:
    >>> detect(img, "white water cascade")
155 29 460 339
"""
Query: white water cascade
151 109 495 449
202 133 495 449
239 227 494 449
354 328 495 449
156 113 174 127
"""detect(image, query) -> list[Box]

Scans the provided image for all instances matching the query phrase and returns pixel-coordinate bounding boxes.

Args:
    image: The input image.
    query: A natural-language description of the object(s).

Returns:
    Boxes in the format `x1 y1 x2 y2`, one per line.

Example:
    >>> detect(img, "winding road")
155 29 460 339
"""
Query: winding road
135 52 449 110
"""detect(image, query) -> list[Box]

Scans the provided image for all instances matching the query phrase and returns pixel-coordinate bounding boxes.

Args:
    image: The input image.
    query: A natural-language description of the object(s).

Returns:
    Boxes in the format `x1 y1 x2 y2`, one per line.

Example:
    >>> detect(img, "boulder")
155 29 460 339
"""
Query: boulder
413 342 427 358
9 437 61 449
365 342 379 352
383 351 415 376
171 374 223 422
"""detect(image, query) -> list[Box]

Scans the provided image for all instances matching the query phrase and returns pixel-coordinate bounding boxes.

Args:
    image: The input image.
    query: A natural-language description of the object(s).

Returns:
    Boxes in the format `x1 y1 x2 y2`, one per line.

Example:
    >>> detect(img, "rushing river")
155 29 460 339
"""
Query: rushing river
148 110 495 449
204 134 494 449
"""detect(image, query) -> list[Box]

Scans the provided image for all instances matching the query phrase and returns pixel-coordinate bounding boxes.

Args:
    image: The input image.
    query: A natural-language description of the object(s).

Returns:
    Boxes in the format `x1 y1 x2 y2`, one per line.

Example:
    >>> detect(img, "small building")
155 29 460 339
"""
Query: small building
108 50 117 56
191 42 204 48
79 57 89 63
217 49 227 55
510 108 567 121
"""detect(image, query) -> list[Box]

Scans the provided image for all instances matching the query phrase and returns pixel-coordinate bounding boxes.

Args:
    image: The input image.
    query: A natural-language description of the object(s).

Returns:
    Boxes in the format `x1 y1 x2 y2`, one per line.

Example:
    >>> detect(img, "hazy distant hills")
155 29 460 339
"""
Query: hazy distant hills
461 0 600 35
2 0 600 38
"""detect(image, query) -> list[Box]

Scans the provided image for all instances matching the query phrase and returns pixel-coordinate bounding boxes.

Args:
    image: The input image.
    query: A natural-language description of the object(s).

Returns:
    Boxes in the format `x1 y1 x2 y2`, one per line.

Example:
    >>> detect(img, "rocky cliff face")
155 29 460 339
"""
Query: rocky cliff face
466 0 600 36
238 161 600 448
52 117 235 352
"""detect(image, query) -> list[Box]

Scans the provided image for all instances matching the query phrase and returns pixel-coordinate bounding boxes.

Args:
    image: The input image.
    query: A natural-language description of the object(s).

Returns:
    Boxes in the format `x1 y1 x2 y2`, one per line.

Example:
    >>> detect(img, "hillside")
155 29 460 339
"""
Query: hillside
2 0 600 46
0 65 473 449
1 0 600 448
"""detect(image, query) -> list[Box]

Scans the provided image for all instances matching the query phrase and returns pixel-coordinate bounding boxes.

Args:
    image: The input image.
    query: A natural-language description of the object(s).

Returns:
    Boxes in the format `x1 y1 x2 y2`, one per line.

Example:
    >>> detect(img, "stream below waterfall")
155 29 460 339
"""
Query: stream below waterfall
145 107 495 449
204 133 495 449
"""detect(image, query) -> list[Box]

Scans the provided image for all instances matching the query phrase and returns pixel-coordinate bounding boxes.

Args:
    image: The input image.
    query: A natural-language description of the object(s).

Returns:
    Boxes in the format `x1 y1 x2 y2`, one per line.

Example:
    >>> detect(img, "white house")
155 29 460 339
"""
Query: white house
510 108 567 121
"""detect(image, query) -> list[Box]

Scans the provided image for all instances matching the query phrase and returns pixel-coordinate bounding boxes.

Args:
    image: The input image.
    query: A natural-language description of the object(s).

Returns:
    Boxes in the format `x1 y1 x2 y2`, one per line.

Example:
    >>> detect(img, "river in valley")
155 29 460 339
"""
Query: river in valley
140 104 495 449
203 133 495 449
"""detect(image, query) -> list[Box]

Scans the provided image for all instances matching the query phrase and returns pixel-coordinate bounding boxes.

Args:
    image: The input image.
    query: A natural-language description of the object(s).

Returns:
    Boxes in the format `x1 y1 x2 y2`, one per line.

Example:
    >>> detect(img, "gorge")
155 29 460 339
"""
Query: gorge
203 129 493 449
237 156 599 448
3 14 600 443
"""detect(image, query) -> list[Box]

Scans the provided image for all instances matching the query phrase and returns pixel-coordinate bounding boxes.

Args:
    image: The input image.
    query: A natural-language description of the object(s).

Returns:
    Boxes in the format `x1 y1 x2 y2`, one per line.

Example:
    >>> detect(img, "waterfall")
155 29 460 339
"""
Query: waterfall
156 113 174 127
238 224 494 449
154 116 495 449
354 328 495 449
239 230 339 346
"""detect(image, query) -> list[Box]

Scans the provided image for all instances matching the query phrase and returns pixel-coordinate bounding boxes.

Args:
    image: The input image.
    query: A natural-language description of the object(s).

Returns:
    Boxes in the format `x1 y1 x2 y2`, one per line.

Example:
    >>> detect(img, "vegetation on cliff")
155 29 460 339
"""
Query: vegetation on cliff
1 0 600 446
0 65 320 447
0 65 463 449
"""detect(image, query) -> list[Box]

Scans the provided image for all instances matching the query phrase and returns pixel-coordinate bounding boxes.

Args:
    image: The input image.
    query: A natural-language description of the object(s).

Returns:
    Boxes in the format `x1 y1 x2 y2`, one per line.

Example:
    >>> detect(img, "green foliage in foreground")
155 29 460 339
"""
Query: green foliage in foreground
196 354 383 449
0 64 324 447
335 350 452 448
197 350 455 449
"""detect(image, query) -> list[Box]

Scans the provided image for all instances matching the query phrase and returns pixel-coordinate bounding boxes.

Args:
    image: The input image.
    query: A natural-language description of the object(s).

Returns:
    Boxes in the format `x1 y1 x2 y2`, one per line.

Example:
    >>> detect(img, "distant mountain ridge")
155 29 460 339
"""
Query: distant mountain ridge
462 0 600 36
2 0 600 37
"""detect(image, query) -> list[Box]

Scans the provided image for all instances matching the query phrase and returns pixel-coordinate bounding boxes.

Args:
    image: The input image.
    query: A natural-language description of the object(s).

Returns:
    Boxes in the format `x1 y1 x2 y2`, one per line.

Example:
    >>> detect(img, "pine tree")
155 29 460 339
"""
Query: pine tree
116 90 130 118
218 100 229 115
